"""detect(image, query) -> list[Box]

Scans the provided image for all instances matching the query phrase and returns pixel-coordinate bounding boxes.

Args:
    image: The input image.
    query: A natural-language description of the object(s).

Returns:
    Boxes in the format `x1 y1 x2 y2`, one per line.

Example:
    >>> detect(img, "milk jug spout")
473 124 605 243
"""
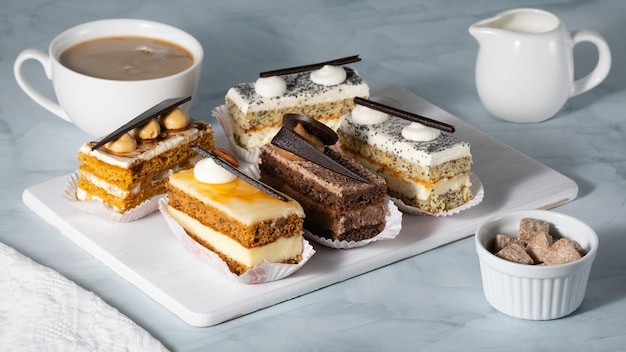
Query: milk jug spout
468 14 502 43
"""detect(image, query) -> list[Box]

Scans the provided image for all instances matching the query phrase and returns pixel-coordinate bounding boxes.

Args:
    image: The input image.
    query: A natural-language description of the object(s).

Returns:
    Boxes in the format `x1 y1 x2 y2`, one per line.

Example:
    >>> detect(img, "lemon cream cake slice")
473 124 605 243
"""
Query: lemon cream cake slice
338 99 472 213
76 102 214 214
166 149 305 275
225 56 369 152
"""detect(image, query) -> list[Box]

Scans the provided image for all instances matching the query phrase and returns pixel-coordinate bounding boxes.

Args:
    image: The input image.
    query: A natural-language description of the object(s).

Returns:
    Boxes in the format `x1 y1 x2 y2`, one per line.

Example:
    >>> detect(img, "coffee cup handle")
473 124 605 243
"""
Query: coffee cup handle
570 30 612 97
14 49 71 122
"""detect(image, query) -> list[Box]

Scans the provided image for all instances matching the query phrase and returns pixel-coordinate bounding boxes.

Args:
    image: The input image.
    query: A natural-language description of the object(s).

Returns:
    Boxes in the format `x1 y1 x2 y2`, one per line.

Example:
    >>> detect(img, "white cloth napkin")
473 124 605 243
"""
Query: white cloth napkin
0 241 169 352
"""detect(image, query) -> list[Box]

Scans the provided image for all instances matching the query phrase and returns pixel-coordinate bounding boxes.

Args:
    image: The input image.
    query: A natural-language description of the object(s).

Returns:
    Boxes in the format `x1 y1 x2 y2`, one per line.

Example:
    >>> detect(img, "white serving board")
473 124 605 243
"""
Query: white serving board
22 85 578 327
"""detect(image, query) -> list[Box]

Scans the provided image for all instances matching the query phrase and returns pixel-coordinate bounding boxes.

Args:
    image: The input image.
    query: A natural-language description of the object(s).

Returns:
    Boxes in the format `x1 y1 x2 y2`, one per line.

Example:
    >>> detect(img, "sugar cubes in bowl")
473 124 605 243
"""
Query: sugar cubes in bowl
475 209 598 320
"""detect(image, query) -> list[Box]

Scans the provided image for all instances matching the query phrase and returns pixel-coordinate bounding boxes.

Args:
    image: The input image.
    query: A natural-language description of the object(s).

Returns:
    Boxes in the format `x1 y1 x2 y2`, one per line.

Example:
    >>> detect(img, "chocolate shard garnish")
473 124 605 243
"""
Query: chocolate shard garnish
91 96 191 150
272 115 368 183
191 146 289 202
282 113 338 146
259 55 361 78
354 97 455 133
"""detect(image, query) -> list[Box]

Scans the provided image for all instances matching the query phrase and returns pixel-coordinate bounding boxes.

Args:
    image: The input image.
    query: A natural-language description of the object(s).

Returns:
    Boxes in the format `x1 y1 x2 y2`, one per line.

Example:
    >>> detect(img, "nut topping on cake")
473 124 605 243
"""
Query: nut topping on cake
134 118 161 140
91 96 191 151
160 108 190 130
104 132 137 153
75 97 215 218
210 147 239 168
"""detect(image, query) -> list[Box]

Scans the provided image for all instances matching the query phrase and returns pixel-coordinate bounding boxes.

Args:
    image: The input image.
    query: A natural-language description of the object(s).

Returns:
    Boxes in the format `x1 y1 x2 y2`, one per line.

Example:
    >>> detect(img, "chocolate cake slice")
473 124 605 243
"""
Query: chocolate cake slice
259 115 387 242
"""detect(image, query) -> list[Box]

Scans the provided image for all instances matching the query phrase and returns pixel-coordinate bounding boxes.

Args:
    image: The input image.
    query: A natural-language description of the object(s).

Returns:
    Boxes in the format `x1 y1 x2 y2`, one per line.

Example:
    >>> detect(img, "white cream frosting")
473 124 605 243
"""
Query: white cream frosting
226 67 369 115
345 154 471 200
167 206 303 267
76 188 119 210
341 113 470 167
401 122 441 141
310 65 346 86
194 158 236 184
351 105 390 125
79 171 132 198
254 76 287 98
388 171 471 200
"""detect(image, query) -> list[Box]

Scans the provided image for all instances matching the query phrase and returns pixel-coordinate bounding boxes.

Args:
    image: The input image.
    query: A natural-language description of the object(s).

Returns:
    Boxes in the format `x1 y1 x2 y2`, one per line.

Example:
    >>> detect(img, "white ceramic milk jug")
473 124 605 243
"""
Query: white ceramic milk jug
469 8 611 123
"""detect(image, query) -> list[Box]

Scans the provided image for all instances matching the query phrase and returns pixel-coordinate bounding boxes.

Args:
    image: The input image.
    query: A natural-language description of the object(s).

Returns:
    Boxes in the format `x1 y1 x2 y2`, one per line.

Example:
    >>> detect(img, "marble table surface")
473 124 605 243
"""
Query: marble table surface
2 0 625 351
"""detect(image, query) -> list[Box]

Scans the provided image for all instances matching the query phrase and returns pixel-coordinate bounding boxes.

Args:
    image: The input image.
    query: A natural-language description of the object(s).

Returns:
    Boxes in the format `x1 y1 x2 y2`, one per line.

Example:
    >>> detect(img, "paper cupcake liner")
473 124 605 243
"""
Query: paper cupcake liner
62 171 161 222
212 105 261 163
158 198 315 284
306 198 402 249
392 172 484 217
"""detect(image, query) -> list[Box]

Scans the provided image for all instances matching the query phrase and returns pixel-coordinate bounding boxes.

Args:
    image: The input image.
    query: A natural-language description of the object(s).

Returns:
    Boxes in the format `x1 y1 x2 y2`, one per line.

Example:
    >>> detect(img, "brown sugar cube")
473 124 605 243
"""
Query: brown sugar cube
543 238 583 265
493 233 525 252
495 243 535 265
573 240 587 256
525 231 554 264
518 217 551 242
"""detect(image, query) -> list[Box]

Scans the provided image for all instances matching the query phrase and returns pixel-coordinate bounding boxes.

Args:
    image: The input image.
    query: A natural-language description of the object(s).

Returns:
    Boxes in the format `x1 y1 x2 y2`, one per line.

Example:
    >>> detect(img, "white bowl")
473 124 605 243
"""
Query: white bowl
475 209 598 320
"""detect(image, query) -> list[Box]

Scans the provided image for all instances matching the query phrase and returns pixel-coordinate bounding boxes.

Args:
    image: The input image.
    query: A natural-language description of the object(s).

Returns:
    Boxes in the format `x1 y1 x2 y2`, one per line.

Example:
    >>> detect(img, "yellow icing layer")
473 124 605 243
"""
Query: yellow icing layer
168 169 304 225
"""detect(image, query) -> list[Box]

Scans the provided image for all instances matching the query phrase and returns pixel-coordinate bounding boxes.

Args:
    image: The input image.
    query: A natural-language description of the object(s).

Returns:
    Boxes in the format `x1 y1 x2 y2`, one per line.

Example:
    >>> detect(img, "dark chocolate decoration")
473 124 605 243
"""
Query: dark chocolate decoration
191 146 289 202
91 96 191 150
354 97 455 133
259 55 361 78
282 114 338 146
272 116 368 183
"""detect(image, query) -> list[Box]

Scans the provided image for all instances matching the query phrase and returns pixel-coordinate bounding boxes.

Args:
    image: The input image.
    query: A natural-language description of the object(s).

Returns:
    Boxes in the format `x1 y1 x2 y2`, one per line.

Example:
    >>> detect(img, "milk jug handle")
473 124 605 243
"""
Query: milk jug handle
570 30 612 97
13 49 71 122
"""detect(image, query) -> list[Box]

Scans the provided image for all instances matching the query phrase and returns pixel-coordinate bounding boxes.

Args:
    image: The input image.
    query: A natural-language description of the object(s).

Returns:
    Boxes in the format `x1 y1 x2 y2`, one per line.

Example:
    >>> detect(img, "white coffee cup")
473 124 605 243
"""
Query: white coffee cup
14 19 203 137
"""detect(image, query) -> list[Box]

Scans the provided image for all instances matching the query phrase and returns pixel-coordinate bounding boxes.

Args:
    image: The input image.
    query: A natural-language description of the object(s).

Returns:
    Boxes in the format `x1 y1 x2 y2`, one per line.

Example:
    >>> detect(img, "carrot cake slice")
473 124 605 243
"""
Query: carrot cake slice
76 107 213 213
